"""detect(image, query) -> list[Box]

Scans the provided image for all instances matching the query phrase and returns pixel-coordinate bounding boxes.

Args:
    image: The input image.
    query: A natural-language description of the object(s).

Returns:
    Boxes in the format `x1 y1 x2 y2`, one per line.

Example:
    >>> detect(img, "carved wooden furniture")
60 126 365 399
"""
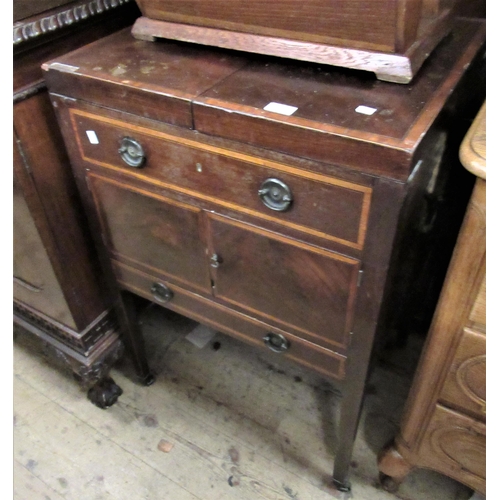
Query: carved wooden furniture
131 0 457 83
13 0 140 408
378 102 486 494
43 19 485 490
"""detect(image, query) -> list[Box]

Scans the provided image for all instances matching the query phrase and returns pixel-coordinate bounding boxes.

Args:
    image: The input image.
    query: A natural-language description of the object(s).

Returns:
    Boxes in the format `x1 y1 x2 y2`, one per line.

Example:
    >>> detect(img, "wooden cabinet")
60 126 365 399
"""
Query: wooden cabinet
131 0 457 83
43 20 484 491
378 103 486 494
13 0 140 408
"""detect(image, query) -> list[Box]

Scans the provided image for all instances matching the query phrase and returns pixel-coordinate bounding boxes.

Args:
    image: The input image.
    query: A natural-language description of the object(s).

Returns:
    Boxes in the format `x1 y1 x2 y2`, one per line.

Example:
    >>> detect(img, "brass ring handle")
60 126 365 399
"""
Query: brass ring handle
150 282 173 302
258 178 293 212
263 333 290 353
118 137 146 168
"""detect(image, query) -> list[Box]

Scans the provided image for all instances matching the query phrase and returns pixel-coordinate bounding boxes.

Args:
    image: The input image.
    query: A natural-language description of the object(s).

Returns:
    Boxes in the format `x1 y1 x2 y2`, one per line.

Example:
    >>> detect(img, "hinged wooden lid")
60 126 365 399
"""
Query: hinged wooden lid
42 29 248 129
43 21 485 180
193 19 485 180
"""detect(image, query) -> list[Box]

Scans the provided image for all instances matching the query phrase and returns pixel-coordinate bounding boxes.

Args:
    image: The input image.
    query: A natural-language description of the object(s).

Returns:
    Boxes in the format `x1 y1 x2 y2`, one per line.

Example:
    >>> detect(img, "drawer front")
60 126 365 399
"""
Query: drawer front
418 404 485 492
113 260 347 380
440 327 486 419
69 108 372 251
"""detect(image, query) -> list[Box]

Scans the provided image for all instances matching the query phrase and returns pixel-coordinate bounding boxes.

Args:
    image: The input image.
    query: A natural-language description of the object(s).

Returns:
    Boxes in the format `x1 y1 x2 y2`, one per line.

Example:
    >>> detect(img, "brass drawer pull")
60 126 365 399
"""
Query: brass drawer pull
258 178 293 212
150 282 173 302
118 137 146 168
263 332 290 353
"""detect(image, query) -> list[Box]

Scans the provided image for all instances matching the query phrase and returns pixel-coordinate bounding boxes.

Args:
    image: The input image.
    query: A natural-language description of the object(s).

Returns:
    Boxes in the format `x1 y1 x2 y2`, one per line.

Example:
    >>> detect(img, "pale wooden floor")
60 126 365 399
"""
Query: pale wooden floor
13 303 475 500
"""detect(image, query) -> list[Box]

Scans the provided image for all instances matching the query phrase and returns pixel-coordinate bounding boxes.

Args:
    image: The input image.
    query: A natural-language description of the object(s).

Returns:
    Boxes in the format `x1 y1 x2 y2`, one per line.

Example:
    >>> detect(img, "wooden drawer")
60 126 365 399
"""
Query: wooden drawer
69 107 372 251
112 260 347 380
418 404 485 491
440 328 486 419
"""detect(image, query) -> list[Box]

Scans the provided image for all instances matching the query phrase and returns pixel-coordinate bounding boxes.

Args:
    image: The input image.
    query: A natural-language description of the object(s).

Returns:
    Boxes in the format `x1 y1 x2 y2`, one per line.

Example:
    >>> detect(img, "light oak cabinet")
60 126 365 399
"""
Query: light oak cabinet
378 103 486 495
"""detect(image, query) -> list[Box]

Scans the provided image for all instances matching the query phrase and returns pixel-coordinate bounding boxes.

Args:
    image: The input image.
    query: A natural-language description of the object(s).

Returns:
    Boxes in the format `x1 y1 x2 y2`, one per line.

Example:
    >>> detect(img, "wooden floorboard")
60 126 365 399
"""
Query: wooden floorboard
13 304 474 500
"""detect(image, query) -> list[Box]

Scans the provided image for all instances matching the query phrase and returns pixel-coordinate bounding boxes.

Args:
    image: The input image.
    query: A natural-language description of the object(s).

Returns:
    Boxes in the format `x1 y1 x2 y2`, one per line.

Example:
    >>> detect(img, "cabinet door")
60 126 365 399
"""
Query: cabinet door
87 174 212 294
208 214 360 352
13 141 76 328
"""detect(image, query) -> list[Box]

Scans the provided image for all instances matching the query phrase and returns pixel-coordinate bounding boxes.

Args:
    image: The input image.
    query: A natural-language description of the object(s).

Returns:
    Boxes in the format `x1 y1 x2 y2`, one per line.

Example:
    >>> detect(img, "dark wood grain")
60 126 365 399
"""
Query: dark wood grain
112 259 347 380
14 5 140 96
14 93 107 328
44 18 485 489
13 0 141 406
135 0 401 52
207 213 360 353
88 174 212 294
69 107 372 250
14 0 72 21
193 19 485 180
14 134 76 328
42 29 247 128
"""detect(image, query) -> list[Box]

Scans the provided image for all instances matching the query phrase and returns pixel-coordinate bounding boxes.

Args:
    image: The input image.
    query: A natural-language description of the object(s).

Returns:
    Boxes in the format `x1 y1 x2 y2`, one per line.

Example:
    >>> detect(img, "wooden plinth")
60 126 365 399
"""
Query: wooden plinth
131 10 453 83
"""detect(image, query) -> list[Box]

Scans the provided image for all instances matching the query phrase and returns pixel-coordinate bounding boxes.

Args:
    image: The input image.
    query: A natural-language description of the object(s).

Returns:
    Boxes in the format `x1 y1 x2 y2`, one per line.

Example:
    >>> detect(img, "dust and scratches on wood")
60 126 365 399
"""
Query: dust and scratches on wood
228 446 240 464
140 60 156 75
57 477 68 488
135 412 159 428
228 474 240 487
283 484 299 499
14 460 66 500
157 439 174 453
13 377 202 500
110 64 128 77
156 426 303 499
25 459 38 471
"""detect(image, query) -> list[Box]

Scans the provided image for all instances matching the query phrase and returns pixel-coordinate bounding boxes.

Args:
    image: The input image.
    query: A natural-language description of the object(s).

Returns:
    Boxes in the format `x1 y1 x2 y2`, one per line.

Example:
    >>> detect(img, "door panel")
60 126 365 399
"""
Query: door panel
208 213 360 351
13 166 76 328
88 174 212 293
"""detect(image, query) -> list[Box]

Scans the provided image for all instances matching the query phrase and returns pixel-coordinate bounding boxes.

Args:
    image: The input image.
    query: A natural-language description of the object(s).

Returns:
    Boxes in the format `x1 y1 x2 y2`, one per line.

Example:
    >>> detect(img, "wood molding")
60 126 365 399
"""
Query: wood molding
131 12 452 84
14 300 118 355
13 0 133 46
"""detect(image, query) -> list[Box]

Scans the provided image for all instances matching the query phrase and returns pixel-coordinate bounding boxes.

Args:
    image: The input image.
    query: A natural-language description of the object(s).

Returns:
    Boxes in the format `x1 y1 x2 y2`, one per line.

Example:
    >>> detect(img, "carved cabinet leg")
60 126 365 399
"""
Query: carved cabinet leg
377 440 413 492
87 377 124 409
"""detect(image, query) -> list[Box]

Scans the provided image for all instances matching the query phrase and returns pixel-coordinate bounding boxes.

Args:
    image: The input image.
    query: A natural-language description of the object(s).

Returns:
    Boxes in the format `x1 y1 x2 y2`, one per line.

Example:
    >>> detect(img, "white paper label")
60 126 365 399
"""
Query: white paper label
355 105 377 116
263 102 298 116
86 130 99 145
47 62 79 73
